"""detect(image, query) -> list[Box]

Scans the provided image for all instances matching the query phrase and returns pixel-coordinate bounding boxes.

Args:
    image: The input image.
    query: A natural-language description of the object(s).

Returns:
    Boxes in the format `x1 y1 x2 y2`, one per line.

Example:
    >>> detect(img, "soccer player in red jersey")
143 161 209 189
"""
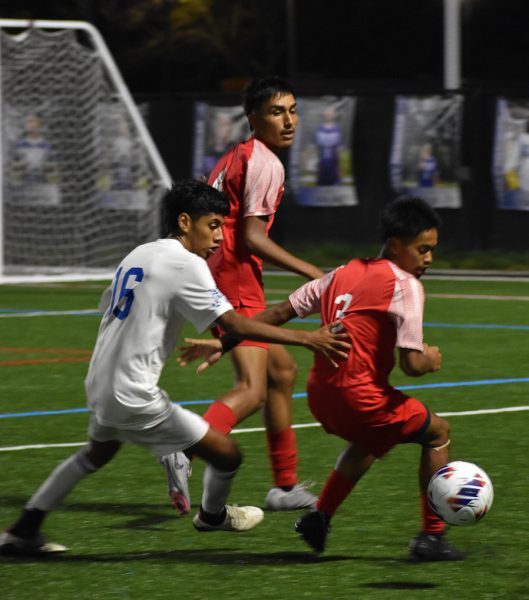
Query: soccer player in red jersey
161 77 326 511
181 196 462 559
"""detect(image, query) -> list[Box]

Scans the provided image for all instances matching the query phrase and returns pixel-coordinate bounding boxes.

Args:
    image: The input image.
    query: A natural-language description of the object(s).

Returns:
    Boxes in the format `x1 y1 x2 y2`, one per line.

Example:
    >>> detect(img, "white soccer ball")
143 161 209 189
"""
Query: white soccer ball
427 461 494 526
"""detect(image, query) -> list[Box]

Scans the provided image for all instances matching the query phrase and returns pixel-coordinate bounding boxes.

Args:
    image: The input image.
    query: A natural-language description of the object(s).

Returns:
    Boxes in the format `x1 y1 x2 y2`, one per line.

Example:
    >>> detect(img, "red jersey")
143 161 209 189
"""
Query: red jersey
289 258 425 393
207 136 284 308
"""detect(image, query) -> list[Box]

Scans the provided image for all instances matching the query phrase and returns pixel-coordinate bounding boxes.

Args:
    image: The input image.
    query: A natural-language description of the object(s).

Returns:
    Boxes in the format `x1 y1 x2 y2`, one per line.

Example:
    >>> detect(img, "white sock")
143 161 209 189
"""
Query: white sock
200 465 237 515
26 448 97 512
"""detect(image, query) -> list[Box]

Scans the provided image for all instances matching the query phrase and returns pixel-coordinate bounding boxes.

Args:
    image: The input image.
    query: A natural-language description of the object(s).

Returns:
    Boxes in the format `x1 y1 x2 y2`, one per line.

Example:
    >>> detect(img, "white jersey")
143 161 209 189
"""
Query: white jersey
85 238 232 431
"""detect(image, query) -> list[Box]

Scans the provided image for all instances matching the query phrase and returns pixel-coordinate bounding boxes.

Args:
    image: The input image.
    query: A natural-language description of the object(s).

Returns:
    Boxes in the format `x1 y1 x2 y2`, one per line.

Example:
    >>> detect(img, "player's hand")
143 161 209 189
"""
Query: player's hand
305 320 350 367
423 343 442 371
177 338 223 374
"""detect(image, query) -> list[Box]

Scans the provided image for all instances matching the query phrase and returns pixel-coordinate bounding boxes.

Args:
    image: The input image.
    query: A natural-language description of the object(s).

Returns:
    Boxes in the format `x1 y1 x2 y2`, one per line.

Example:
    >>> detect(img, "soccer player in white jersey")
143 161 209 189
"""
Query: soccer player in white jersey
0 180 349 557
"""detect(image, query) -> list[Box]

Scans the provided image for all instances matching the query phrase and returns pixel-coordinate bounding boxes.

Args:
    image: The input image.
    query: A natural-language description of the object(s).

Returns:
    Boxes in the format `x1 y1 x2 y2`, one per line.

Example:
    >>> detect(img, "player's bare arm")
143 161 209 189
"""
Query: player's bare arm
399 343 442 377
179 305 350 372
244 215 324 280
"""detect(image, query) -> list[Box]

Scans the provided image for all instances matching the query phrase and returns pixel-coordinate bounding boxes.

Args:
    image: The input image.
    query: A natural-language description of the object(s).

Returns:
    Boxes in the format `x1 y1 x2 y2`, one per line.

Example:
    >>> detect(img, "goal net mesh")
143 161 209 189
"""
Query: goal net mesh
1 27 165 275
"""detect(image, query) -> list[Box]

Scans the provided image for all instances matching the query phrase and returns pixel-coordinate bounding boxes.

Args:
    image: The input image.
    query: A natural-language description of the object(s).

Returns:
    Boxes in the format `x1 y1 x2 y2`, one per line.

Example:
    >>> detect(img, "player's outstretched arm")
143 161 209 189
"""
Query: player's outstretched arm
244 216 324 280
399 343 442 377
179 305 350 373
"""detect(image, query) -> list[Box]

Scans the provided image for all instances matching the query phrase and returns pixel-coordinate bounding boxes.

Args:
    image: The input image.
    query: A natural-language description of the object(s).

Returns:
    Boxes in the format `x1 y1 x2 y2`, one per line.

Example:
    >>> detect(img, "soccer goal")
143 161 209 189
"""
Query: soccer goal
0 19 172 282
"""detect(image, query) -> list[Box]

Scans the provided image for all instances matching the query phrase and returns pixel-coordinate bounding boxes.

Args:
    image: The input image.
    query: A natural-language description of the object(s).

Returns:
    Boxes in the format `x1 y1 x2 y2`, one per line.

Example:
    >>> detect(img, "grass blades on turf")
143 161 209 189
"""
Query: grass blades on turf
0 275 528 600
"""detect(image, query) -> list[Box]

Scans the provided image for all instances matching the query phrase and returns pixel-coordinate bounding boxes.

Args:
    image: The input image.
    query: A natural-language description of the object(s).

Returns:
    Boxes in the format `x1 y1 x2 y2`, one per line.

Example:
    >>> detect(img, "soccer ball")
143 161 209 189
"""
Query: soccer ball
427 461 493 526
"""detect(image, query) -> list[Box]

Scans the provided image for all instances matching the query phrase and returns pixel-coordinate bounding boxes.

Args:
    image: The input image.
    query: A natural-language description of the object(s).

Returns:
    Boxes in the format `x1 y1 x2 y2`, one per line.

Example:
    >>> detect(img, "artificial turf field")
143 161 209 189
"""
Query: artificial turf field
1 273 528 600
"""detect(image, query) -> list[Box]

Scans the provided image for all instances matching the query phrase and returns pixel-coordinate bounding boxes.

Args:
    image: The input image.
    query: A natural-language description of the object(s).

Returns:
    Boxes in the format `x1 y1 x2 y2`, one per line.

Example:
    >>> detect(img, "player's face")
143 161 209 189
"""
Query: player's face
249 93 298 150
390 228 438 279
184 213 225 260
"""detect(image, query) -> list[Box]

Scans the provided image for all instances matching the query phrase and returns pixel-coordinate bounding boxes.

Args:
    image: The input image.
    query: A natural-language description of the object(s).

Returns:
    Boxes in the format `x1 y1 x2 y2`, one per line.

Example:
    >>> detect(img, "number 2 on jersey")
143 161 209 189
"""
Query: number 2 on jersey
332 293 353 331
109 266 144 320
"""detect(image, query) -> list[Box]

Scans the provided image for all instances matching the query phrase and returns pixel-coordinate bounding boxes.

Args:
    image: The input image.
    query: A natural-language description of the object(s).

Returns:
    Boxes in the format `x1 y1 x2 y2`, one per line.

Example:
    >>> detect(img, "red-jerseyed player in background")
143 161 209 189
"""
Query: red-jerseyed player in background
181 197 463 560
160 77 325 511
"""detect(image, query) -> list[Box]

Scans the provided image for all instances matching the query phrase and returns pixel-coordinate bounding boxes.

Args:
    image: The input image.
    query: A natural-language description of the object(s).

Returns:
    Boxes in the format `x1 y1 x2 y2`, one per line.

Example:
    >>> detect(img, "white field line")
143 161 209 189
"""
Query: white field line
1 405 528 453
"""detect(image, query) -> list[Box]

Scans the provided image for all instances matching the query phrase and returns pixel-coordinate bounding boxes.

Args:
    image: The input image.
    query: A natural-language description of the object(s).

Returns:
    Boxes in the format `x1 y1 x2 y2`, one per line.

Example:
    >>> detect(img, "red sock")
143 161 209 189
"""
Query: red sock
266 427 298 488
202 402 237 435
421 494 446 535
316 469 354 516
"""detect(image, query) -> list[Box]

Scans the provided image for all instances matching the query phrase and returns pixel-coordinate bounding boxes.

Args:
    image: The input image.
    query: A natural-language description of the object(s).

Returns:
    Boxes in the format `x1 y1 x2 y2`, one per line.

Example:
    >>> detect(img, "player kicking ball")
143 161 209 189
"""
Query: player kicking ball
180 196 463 561
0 180 349 557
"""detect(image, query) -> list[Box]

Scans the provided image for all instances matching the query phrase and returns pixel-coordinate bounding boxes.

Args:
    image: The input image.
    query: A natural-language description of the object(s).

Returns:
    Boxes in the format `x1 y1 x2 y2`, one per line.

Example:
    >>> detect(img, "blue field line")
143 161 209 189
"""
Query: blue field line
294 318 529 330
2 376 529 420
1 307 529 331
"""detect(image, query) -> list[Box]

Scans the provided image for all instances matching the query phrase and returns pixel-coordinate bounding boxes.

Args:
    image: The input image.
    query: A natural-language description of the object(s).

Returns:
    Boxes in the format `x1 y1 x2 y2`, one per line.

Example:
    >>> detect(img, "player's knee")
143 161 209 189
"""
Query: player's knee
85 440 120 469
269 360 298 390
217 438 242 472
422 416 451 449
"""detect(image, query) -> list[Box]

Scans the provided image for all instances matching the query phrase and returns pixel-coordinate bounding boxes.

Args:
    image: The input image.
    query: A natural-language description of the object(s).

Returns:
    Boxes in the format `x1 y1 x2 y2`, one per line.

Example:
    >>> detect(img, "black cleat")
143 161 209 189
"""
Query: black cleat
295 510 331 554
409 532 464 561
0 531 67 557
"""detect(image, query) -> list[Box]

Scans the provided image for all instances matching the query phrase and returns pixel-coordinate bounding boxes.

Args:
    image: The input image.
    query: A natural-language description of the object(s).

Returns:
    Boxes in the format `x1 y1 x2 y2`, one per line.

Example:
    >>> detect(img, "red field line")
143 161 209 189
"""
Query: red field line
0 347 92 366
0 347 92 355
0 357 92 366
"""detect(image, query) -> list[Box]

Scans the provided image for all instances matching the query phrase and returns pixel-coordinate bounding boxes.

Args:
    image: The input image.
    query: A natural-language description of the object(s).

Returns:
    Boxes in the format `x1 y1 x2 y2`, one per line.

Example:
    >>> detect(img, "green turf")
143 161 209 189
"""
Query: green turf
1 276 528 599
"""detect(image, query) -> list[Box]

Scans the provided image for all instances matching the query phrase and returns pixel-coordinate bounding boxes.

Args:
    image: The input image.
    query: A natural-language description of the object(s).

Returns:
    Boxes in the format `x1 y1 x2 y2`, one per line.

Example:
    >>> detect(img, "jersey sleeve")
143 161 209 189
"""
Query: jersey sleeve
289 269 337 318
175 256 233 333
390 275 425 351
243 142 284 217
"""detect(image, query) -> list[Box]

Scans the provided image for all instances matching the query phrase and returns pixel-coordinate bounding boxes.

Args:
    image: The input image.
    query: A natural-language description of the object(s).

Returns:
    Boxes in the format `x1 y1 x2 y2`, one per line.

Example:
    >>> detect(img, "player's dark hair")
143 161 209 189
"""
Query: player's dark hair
380 196 442 242
162 179 229 235
242 76 296 116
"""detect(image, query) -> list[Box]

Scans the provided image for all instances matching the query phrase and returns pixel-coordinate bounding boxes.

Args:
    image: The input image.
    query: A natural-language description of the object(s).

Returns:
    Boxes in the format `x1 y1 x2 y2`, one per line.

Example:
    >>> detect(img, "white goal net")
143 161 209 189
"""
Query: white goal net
0 20 171 281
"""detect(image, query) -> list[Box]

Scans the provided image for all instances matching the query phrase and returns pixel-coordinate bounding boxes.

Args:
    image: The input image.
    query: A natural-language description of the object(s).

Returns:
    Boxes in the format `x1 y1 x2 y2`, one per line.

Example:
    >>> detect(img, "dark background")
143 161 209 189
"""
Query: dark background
2 0 529 253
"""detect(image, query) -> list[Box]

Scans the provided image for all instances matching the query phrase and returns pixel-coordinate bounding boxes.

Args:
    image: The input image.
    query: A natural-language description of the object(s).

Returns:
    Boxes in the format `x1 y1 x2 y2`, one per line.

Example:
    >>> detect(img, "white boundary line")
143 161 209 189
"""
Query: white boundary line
1 405 528 453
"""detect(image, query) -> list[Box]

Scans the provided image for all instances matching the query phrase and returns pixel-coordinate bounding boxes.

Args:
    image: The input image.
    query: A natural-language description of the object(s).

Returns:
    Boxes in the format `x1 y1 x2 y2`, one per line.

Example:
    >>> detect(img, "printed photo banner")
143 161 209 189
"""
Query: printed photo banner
390 95 463 209
492 98 529 211
3 104 61 206
192 102 250 180
289 96 357 207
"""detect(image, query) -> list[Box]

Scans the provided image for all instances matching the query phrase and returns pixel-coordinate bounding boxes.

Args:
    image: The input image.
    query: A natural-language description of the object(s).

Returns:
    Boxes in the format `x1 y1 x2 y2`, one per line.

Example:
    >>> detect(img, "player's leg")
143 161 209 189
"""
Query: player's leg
295 443 375 553
264 344 317 510
189 425 263 532
409 411 463 561
0 439 120 556
159 346 267 511
203 344 269 430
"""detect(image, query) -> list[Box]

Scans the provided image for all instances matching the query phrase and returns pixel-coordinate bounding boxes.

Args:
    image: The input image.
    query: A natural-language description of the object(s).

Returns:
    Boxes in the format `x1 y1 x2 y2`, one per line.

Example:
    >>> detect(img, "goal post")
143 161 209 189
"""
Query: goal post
0 19 172 282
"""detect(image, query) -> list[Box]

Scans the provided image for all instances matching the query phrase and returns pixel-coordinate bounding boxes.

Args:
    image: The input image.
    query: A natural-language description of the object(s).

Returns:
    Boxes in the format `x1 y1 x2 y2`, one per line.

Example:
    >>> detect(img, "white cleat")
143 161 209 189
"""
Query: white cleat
193 505 264 532
159 452 192 515
265 482 317 511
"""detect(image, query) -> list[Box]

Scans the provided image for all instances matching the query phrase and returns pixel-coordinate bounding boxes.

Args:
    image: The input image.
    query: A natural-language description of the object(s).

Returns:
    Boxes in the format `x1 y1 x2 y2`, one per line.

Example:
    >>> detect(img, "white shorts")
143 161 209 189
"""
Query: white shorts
88 403 209 458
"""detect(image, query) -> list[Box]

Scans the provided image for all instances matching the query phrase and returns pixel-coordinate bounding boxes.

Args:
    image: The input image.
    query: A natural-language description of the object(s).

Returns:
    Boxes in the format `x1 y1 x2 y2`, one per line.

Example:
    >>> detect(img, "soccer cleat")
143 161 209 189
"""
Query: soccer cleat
159 452 192 515
265 482 317 511
0 531 67 557
192 505 264 532
294 509 331 554
409 532 464 561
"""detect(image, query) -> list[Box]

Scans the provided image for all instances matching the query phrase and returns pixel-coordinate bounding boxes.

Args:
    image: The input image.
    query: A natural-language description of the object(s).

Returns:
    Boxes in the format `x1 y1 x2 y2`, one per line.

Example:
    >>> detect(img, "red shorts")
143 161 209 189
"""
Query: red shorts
307 381 429 458
211 305 269 350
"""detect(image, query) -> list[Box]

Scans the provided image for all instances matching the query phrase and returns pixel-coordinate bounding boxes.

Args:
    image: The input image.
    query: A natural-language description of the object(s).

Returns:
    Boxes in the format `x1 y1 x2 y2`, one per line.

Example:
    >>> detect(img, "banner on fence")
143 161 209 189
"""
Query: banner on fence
192 102 250 180
390 95 463 209
289 96 357 207
492 97 529 211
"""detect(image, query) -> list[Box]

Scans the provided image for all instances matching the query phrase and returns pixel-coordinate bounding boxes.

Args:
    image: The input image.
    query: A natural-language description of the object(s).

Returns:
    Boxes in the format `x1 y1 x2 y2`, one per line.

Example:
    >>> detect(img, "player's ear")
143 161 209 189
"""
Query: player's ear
247 112 256 132
177 212 192 234
385 236 401 259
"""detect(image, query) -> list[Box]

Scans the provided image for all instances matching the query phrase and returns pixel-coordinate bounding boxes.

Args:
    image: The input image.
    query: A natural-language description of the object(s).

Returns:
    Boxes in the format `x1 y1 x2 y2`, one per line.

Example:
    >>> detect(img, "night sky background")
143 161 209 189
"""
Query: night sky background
1 0 529 95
